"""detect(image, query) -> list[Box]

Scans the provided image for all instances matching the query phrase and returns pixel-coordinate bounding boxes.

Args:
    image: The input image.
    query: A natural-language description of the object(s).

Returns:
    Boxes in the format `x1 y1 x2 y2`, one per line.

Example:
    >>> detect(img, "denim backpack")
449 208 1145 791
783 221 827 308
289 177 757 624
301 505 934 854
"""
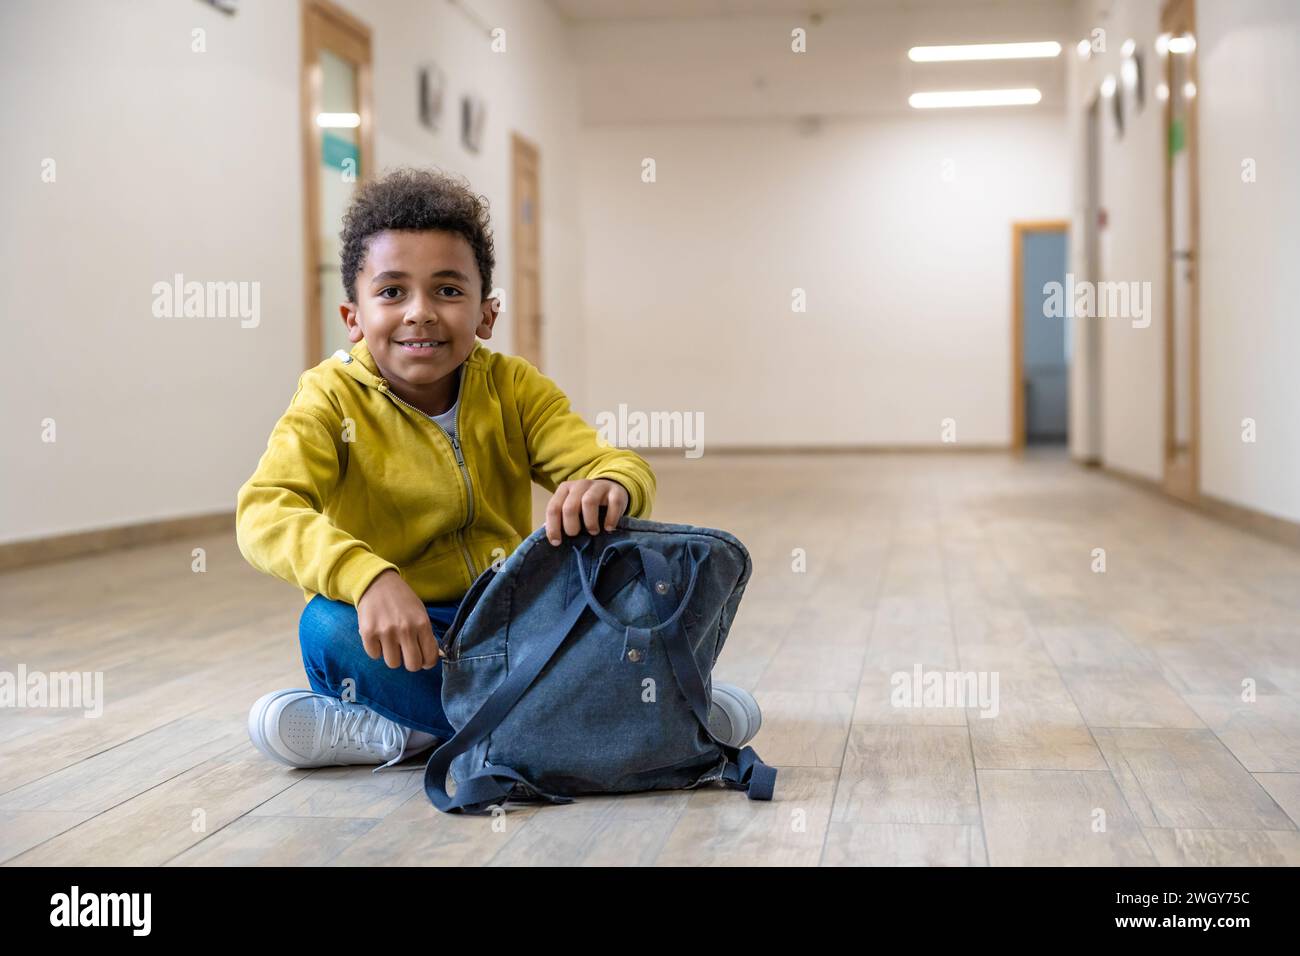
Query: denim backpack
422 515 777 814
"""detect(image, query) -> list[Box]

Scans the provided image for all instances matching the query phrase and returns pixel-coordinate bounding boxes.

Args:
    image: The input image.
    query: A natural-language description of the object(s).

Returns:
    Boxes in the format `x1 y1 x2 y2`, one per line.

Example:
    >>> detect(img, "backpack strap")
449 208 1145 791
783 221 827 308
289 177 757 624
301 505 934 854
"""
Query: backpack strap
425 536 638 815
423 584 590 815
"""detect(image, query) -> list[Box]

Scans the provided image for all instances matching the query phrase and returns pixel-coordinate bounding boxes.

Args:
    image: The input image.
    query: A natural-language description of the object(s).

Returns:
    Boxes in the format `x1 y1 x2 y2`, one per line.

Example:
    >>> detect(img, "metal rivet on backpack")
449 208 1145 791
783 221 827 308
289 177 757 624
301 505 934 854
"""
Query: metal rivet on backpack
627 649 643 662
654 580 669 594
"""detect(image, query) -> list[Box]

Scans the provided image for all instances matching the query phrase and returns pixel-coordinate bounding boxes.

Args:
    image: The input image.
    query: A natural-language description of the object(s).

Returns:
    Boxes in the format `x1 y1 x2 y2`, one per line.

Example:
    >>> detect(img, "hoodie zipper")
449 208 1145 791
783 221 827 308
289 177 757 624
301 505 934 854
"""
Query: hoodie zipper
376 368 478 584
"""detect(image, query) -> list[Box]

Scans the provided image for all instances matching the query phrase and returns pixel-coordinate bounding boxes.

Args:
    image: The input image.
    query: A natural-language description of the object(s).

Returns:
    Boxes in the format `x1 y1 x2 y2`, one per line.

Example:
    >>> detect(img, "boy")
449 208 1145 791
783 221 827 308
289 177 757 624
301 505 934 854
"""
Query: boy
238 167 760 772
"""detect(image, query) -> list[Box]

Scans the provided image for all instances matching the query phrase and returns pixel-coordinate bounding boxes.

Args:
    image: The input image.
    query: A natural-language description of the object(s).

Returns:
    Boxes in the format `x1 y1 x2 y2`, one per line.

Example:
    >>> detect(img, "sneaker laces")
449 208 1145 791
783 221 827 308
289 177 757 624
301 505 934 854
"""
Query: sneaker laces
324 703 405 762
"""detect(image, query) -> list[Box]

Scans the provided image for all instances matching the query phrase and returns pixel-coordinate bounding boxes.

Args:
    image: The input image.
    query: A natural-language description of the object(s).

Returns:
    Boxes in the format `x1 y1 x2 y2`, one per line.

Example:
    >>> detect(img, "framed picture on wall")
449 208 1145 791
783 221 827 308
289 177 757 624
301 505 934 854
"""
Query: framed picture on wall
418 62 446 131
461 93 486 153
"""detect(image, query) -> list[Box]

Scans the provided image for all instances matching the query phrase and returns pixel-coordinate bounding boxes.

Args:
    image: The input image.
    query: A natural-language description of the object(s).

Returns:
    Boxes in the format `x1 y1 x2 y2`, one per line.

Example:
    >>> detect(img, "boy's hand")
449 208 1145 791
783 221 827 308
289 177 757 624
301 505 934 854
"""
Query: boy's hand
356 570 441 671
546 478 628 545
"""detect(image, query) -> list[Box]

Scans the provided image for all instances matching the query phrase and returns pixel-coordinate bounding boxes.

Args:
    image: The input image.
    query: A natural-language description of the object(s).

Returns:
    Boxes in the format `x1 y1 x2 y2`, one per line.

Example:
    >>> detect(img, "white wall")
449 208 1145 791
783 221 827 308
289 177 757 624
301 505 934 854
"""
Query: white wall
1064 51 1102 464
570 3 1073 449
579 112 1070 446
1197 0 1300 521
1065 0 1166 480
1096 0 1167 482
0 0 583 544
1068 0 1300 520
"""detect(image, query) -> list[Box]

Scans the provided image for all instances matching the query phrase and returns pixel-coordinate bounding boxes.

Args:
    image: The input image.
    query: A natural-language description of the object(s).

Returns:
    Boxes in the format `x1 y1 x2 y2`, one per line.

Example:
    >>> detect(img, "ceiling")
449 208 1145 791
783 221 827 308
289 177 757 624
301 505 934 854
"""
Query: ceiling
550 0 1072 22
553 0 1075 123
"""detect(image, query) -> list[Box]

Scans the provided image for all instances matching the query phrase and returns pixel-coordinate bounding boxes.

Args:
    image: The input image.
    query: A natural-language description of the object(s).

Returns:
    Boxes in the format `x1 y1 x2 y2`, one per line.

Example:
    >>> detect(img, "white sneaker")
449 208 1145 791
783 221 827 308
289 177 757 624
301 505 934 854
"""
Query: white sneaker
707 681 762 748
247 688 426 771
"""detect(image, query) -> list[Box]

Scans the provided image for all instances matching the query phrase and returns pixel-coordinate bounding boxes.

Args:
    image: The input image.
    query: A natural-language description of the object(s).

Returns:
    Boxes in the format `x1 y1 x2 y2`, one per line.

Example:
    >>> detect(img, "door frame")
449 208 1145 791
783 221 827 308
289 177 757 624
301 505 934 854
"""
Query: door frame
1161 0 1200 502
1077 95 1104 464
511 131 542 369
300 0 374 368
1011 219 1071 451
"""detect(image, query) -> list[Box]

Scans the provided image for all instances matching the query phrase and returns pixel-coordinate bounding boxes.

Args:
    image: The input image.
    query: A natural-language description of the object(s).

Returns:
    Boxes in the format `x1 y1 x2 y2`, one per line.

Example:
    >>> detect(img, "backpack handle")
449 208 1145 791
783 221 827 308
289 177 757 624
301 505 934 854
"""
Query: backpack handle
572 538 708 635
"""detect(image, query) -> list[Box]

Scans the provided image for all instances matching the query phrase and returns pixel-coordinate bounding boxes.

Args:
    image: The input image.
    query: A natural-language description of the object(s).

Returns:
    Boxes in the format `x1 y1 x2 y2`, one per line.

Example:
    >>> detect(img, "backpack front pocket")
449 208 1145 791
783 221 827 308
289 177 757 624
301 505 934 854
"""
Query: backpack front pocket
486 614 718 795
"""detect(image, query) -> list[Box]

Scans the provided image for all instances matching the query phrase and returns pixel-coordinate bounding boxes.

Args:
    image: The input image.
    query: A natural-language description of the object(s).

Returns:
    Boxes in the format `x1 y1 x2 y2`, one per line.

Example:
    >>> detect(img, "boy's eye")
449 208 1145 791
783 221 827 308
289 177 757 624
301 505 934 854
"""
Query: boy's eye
375 285 461 300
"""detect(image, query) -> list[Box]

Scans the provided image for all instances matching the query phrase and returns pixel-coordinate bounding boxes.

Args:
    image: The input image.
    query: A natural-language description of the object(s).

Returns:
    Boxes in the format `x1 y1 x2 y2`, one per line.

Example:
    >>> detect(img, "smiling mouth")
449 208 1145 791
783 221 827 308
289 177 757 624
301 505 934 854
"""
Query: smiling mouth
394 339 446 353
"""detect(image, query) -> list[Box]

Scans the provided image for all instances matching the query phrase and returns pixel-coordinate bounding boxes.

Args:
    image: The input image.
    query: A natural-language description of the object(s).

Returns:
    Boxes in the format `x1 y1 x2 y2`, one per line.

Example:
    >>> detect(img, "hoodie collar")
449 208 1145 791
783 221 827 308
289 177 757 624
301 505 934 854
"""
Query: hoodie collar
332 338 485 390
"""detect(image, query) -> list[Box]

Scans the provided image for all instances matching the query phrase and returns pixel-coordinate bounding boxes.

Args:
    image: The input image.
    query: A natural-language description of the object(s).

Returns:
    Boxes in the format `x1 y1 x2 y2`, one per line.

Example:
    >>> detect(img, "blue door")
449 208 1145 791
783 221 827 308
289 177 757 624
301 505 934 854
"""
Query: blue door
1022 230 1069 444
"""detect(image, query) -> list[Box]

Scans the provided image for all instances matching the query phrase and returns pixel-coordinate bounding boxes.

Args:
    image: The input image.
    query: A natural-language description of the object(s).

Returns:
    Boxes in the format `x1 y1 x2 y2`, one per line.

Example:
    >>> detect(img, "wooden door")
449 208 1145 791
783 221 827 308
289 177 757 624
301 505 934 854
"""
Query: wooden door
511 132 542 369
301 0 373 368
1161 0 1199 501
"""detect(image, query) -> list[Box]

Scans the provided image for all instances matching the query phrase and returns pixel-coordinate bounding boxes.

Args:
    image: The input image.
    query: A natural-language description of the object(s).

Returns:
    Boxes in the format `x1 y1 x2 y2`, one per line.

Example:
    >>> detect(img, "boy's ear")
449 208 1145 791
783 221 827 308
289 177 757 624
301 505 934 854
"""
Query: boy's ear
340 302 364 343
477 296 499 339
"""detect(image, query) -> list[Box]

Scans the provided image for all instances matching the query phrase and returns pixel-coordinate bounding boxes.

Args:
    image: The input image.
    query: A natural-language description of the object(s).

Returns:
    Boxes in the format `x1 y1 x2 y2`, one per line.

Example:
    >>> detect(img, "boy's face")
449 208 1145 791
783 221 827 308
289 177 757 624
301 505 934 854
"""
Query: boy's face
341 229 497 394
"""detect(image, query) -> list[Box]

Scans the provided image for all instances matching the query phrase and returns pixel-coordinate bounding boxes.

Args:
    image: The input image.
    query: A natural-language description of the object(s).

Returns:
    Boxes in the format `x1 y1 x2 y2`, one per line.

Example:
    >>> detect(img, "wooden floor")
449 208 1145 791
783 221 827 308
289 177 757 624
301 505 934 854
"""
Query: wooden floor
2 450 1299 866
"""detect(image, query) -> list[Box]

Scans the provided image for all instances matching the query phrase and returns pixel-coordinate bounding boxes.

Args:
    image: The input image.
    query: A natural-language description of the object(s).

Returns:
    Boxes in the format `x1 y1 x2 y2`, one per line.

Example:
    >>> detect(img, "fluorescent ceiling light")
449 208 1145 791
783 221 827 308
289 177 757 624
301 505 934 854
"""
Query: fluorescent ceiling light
1076 39 1091 59
1168 35 1196 54
316 112 361 128
908 88 1043 109
908 41 1061 62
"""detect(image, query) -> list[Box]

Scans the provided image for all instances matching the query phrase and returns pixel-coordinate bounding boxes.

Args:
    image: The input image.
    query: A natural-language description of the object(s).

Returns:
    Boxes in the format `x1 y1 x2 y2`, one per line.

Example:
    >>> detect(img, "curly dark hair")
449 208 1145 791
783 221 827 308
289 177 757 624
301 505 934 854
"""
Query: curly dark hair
339 167 496 302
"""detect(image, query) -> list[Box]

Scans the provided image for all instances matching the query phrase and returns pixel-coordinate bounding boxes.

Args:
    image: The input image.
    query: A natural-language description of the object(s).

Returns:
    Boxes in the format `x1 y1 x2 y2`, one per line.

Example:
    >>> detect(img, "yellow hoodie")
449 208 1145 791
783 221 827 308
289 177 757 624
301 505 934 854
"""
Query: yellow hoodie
235 339 656 605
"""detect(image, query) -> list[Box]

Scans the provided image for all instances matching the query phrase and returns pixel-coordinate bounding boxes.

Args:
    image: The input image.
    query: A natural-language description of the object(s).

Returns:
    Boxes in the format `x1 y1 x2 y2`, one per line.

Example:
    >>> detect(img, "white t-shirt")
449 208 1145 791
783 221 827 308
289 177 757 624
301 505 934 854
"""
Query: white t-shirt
428 397 459 439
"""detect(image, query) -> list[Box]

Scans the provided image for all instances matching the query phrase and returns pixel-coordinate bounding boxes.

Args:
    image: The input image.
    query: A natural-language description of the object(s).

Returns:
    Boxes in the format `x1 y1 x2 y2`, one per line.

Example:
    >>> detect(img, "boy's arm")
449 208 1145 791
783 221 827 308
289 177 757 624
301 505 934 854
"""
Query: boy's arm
516 359 657 518
236 383 398 604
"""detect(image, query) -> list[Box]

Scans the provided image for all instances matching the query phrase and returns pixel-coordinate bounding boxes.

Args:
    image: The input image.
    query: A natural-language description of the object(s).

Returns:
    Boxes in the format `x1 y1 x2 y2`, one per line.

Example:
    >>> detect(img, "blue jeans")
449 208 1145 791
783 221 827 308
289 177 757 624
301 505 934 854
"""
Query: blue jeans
298 593 462 739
